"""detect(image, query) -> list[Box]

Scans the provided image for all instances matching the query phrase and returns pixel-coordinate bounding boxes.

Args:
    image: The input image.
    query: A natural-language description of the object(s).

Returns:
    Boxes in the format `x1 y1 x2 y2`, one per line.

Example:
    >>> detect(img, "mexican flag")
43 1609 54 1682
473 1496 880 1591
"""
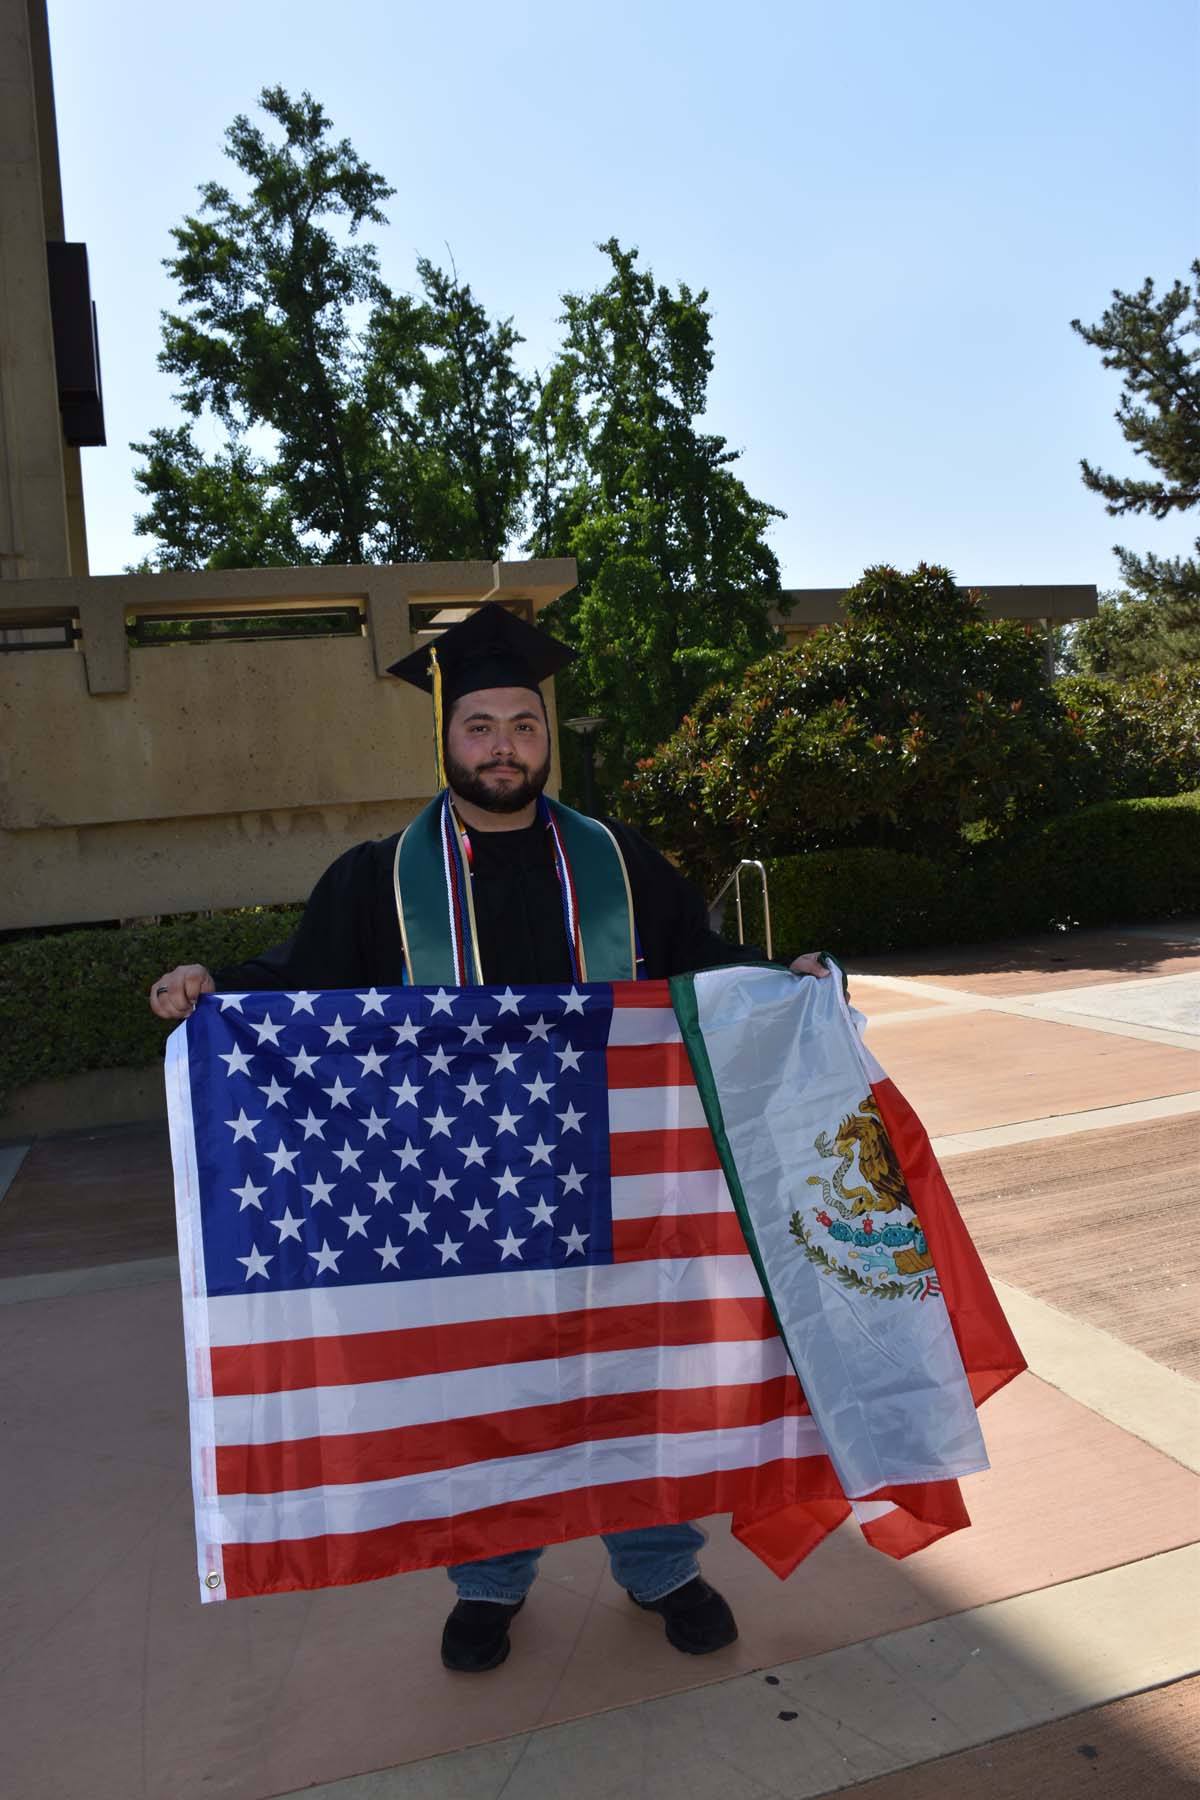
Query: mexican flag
672 962 1025 1560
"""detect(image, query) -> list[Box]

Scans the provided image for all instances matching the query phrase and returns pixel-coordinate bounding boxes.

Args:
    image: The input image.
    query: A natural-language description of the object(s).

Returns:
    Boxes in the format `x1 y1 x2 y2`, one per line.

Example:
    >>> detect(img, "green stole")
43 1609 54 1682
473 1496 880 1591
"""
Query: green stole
393 792 637 985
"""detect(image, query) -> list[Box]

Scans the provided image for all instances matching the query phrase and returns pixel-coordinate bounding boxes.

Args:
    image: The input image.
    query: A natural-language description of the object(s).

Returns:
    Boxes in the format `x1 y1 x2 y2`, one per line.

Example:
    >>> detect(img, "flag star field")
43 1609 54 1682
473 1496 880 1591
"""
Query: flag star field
196 985 612 1295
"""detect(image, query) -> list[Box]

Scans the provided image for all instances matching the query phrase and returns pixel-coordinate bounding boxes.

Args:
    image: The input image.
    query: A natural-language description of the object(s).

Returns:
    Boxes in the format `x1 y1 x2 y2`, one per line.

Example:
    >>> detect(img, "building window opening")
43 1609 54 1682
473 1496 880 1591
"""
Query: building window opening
407 598 533 641
126 604 365 647
0 618 79 651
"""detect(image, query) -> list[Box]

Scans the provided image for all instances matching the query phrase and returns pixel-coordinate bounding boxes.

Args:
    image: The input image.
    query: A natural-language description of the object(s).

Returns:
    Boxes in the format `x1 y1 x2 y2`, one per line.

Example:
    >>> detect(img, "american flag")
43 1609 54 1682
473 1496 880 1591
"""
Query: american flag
168 978 861 1601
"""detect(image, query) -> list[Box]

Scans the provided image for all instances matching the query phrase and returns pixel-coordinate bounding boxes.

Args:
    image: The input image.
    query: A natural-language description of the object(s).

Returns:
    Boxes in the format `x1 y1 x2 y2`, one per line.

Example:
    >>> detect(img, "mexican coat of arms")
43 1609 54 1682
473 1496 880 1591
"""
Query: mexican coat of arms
790 1095 940 1302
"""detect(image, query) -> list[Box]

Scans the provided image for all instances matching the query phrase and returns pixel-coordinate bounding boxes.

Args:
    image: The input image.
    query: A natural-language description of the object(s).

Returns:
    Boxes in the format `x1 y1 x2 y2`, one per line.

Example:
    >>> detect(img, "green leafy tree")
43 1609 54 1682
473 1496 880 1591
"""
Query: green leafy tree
530 240 785 786
1063 588 1200 678
133 88 530 568
1056 663 1200 804
408 258 530 557
1072 264 1200 622
363 258 531 561
130 426 308 569
628 565 1072 883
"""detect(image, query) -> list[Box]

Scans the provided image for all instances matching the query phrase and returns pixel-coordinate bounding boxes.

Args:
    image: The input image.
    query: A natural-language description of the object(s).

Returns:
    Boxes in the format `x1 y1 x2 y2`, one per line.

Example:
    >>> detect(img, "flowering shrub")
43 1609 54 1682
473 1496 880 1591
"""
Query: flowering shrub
629 564 1071 884
1056 664 1200 805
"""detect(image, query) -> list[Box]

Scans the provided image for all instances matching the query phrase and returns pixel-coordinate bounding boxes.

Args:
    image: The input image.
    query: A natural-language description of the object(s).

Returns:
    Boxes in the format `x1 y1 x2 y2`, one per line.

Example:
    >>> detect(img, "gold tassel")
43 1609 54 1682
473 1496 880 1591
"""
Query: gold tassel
430 643 447 790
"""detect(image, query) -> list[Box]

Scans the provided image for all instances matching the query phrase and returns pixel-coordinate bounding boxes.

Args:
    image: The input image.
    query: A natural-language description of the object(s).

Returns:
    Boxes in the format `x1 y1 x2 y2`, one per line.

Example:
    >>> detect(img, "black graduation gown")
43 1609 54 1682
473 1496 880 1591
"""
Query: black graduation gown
214 816 766 991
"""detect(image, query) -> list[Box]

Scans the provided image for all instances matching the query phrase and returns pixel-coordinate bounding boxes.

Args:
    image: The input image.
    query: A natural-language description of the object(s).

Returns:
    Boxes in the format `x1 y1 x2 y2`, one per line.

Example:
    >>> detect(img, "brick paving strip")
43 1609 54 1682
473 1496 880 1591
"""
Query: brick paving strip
855 978 1199 1050
0 1120 175 1277
943 1116 1199 1380
821 1674 1200 1800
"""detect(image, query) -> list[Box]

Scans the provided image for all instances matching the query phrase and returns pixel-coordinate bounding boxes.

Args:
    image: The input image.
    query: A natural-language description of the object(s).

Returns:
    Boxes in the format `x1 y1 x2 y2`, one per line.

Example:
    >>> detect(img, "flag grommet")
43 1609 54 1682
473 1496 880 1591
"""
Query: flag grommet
204 1572 222 1590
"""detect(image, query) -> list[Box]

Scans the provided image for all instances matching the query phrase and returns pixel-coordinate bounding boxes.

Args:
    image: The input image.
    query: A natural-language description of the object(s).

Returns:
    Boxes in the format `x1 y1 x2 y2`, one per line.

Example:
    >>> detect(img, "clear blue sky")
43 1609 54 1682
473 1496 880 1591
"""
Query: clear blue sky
48 0 1199 590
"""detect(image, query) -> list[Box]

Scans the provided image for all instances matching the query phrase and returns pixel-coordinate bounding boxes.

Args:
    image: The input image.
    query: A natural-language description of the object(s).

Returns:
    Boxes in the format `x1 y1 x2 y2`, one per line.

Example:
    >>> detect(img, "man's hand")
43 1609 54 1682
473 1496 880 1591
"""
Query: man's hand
149 964 215 1020
789 952 830 979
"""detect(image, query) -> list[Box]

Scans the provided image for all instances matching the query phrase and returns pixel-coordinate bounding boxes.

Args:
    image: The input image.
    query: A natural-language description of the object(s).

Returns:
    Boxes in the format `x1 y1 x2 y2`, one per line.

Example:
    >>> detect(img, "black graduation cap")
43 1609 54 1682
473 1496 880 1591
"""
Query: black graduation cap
387 602 574 708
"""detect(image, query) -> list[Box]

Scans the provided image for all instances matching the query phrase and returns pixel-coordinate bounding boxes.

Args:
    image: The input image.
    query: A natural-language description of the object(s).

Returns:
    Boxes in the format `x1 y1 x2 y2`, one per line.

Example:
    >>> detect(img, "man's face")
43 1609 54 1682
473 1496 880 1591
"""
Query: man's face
444 686 552 814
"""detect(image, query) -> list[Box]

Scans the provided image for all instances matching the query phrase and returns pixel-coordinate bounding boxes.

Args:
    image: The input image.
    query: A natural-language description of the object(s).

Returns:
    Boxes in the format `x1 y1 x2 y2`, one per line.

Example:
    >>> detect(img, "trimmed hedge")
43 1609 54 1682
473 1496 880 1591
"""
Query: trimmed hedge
966 789 1200 940
725 791 1200 959
722 847 954 958
0 909 301 1109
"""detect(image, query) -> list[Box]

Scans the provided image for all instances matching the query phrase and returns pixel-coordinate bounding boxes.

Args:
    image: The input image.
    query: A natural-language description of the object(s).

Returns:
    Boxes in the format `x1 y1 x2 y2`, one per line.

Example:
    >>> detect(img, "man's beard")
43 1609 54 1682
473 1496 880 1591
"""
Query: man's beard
444 747 552 815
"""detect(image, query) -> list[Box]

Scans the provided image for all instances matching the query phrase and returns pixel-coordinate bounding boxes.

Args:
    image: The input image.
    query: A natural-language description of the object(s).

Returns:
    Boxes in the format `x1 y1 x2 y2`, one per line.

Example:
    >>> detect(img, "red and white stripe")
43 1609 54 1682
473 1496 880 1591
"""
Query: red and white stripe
179 982 854 1601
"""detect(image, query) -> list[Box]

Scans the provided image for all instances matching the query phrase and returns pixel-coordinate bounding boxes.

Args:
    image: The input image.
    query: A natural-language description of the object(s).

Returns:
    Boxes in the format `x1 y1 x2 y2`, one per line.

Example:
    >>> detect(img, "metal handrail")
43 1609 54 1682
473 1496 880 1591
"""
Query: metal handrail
708 858 772 959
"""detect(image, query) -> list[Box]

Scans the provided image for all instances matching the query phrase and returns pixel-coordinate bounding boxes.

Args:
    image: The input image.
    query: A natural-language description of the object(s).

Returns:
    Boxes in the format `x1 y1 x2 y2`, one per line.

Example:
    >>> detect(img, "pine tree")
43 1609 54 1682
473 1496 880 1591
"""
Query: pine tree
1072 263 1200 629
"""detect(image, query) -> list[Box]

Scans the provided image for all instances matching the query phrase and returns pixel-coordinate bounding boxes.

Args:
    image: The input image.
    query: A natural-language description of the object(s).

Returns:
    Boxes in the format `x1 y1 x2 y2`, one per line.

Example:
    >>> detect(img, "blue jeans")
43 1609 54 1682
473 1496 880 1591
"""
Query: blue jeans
449 1521 707 1606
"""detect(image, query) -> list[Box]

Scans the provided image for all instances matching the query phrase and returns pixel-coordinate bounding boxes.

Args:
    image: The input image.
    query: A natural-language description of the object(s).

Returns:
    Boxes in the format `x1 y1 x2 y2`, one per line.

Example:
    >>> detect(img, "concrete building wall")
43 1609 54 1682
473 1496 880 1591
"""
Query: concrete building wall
5 631 426 828
768 585 1098 678
0 559 577 928
0 0 85 582
770 584 1098 642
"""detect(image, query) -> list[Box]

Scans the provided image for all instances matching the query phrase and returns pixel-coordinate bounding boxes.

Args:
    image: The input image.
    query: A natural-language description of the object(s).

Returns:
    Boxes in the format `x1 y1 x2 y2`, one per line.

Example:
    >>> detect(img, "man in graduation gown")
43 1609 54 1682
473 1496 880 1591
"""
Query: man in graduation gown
151 603 828 1673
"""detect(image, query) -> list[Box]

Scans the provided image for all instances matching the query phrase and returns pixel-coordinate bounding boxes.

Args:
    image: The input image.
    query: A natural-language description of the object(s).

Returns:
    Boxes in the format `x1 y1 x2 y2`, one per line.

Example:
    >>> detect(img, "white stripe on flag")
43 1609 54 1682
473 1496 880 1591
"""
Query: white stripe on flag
166 1026 227 1602
205 1253 763 1347
610 1170 732 1219
212 1336 791 1446
606 1006 680 1046
214 1415 828 1542
609 1085 708 1132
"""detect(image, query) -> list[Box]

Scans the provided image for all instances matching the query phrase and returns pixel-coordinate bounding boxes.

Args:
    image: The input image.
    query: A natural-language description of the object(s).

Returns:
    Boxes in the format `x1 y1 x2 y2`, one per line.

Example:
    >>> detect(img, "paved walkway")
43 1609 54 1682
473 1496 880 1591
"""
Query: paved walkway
1 922 1196 1800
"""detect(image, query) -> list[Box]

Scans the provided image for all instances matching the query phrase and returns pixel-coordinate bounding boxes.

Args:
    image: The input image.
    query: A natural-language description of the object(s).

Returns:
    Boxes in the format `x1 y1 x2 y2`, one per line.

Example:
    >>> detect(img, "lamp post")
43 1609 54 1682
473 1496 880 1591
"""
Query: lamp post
562 715 605 816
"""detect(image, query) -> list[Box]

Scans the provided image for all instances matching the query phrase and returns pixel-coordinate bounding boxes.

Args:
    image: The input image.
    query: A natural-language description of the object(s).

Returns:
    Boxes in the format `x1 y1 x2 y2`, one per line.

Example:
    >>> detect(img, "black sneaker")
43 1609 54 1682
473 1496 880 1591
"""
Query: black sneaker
628 1576 738 1654
440 1596 526 1672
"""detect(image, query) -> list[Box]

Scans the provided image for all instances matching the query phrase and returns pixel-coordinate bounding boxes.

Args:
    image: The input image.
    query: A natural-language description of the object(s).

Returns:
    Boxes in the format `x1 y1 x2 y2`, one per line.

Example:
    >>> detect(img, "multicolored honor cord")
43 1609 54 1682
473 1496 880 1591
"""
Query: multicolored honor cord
540 793 588 981
443 791 586 984
437 791 483 985
397 789 642 987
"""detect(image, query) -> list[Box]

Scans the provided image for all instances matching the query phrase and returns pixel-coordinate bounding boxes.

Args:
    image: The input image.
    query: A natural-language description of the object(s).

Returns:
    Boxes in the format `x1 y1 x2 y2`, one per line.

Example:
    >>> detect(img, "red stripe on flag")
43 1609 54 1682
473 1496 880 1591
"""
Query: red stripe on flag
855 1481 972 1558
609 1127 721 1175
606 1042 695 1088
870 1076 1026 1405
219 1460 835 1598
611 981 671 1008
612 1213 749 1260
216 1376 808 1495
210 1295 777 1397
732 1498 853 1577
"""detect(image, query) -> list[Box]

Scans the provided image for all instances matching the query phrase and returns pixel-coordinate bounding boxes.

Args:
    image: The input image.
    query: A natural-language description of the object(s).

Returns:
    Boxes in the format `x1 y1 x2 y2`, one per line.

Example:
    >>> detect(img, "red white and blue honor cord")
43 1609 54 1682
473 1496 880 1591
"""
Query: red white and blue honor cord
436 790 586 985
433 789 644 985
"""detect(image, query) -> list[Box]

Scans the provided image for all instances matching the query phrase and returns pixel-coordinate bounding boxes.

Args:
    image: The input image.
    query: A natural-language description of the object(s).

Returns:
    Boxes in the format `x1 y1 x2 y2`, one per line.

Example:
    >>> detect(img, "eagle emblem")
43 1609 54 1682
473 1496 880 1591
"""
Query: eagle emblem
789 1095 940 1301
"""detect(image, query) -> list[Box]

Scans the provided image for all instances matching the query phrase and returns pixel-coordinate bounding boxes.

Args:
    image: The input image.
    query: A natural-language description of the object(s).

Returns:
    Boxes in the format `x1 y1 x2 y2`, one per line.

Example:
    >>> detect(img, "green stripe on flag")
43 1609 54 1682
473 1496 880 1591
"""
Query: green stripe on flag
669 970 792 1357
